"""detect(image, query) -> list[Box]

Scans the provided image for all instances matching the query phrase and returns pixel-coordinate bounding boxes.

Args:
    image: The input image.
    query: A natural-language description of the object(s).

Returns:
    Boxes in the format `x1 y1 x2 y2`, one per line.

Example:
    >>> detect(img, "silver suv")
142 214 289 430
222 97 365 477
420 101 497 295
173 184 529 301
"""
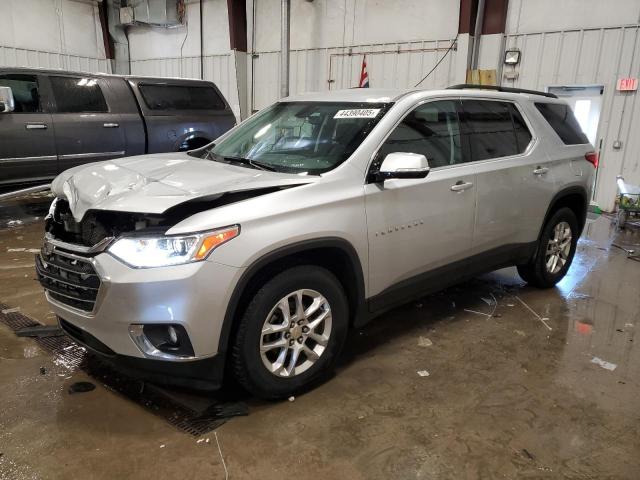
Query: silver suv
37 85 596 398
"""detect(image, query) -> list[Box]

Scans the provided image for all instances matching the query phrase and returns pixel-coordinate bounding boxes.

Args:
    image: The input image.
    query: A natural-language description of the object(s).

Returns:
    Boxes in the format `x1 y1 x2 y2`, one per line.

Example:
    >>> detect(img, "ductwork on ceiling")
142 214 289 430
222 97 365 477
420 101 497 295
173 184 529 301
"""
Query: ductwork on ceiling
118 0 185 28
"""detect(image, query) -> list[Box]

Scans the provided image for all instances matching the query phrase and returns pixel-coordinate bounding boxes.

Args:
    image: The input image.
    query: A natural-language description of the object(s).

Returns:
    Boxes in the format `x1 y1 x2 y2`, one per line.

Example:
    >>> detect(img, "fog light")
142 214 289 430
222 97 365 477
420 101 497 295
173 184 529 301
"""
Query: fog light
128 324 195 359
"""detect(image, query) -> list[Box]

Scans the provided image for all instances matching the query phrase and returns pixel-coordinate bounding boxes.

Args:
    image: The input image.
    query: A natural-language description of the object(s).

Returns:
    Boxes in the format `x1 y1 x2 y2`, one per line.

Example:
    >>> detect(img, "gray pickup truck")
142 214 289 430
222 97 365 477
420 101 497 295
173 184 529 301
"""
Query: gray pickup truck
0 68 236 188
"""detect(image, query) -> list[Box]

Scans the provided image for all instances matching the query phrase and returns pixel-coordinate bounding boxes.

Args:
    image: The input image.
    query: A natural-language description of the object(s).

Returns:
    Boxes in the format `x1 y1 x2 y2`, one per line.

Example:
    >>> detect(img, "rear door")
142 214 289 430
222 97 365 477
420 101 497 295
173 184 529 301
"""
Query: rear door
44 74 126 173
365 99 477 304
0 73 57 186
461 98 555 254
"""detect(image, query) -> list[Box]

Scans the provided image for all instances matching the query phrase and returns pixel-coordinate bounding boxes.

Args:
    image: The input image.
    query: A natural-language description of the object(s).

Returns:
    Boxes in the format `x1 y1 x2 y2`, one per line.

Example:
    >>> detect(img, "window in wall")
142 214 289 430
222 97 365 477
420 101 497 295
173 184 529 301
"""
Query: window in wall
49 76 108 113
0 74 41 113
460 100 520 161
378 100 462 168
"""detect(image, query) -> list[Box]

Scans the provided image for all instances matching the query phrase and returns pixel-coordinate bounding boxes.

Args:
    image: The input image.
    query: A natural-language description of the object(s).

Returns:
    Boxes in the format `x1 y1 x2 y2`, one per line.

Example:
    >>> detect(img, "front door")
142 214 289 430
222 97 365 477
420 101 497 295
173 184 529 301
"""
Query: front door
365 99 476 305
43 74 126 173
0 73 57 186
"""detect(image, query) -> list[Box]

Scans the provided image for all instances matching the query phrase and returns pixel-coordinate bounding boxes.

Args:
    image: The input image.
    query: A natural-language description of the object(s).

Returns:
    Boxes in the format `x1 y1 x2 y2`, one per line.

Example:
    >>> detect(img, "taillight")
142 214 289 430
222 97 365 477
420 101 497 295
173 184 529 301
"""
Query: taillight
585 152 599 168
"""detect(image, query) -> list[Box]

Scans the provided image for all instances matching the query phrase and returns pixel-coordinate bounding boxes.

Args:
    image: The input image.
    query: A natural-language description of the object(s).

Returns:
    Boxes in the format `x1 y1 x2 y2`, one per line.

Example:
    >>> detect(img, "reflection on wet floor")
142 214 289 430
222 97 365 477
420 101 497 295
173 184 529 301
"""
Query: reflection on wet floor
1 194 640 479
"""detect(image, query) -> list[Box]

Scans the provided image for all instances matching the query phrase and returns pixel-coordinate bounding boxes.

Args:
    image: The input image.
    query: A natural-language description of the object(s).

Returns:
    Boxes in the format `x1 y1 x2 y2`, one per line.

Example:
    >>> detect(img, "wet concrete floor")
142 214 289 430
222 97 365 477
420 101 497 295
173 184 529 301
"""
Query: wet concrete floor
0 193 639 479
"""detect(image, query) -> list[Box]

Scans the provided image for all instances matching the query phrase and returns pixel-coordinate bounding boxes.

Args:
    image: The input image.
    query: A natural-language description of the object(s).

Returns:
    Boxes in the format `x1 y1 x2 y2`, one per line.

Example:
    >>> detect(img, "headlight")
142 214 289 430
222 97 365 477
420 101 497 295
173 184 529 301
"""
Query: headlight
107 225 239 268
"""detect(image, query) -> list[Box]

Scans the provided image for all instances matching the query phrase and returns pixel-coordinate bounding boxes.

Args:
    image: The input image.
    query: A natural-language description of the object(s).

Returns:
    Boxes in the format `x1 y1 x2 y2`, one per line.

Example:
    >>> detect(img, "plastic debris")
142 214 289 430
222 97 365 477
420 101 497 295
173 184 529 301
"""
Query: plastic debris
197 438 205 444
68 381 96 394
515 296 552 331
288 396 295 402
1 307 20 314
160 445 165 448
514 330 526 337
7 248 26 252
591 356 617 371
418 336 433 347
417 370 430 377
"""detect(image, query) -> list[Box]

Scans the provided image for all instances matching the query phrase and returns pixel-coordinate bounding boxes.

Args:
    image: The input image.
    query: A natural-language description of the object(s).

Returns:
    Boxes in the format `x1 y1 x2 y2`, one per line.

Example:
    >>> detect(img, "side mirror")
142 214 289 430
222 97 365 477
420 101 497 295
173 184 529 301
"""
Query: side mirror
0 86 15 113
374 152 430 182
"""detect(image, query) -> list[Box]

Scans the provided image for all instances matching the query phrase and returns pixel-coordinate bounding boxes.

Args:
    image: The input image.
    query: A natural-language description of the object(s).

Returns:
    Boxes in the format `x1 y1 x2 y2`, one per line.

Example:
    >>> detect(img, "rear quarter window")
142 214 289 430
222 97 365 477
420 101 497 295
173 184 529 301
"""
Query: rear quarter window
139 84 226 111
535 102 589 145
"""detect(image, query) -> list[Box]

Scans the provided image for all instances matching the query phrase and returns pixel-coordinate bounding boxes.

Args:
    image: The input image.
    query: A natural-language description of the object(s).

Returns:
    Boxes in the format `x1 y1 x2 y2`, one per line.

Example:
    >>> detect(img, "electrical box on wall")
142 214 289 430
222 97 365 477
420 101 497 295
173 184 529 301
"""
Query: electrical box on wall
118 1 183 27
119 6 134 25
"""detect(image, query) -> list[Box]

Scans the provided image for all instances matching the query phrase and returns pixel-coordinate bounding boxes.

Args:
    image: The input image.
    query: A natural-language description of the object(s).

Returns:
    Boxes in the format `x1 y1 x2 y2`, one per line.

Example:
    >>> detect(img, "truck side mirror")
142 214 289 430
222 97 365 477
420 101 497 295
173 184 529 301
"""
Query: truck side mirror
374 152 430 183
0 86 15 113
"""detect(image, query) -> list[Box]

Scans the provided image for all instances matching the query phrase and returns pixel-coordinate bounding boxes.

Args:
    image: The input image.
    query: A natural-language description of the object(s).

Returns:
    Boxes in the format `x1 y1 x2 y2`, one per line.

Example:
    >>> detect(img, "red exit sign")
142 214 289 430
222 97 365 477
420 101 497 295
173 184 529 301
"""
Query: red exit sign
617 77 638 91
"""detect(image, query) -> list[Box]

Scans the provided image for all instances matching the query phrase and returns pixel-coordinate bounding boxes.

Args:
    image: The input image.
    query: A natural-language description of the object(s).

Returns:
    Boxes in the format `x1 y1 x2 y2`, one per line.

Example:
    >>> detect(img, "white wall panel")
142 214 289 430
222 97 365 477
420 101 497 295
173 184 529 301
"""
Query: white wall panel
0 0 110 73
504 26 640 211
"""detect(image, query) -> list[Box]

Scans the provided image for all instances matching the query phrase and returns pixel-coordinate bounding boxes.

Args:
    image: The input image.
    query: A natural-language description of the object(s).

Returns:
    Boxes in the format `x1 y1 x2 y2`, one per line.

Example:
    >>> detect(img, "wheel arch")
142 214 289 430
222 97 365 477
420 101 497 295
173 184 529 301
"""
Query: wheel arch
217 238 367 359
539 186 588 241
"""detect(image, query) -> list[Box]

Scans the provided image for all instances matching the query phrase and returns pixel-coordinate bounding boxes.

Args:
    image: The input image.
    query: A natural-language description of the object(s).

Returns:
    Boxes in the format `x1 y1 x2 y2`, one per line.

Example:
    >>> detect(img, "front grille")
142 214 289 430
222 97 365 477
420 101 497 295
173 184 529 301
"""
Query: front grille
36 248 101 312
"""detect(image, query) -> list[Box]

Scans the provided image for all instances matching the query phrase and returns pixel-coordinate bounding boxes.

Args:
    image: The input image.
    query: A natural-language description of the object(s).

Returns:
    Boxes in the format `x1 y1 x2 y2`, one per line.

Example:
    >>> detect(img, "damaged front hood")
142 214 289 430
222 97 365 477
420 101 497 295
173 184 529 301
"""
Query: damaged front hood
51 153 316 221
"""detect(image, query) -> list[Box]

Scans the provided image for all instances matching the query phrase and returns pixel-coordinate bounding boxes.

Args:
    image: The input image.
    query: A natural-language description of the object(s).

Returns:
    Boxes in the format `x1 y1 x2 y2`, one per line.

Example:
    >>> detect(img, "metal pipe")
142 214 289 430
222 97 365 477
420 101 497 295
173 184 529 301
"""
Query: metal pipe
0 184 51 202
280 0 290 98
471 0 486 70
200 0 204 80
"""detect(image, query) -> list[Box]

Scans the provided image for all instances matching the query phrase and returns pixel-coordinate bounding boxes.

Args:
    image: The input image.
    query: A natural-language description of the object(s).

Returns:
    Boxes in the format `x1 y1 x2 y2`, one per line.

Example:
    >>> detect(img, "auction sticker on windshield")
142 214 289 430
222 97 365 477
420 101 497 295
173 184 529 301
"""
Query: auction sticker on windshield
334 109 381 119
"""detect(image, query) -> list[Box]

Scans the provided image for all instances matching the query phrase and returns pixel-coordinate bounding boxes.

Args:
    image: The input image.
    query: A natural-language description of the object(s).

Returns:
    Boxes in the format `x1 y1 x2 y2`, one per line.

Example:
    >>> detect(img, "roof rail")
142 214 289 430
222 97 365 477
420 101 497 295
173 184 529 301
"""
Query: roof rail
447 84 558 99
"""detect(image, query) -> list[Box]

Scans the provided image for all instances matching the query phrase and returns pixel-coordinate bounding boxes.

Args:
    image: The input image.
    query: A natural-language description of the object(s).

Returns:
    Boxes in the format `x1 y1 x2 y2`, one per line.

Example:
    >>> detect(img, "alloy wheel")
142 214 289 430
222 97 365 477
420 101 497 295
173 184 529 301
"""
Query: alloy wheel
259 289 332 377
545 221 572 274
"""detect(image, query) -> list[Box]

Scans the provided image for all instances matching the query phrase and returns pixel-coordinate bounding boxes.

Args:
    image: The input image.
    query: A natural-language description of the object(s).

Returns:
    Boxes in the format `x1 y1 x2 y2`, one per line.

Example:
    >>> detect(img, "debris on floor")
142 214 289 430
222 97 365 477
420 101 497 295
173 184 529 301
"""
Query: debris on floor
1 307 20 314
417 370 430 377
39 366 47 375
514 296 552 331
288 396 295 402
68 381 97 394
417 336 433 347
16 325 64 338
591 356 617 371
514 330 526 337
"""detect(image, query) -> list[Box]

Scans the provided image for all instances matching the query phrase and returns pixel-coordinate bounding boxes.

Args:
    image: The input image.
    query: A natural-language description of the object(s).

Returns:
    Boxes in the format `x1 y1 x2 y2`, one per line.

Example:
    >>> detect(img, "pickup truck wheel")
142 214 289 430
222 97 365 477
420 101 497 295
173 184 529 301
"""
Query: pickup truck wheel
230 265 348 399
517 207 579 288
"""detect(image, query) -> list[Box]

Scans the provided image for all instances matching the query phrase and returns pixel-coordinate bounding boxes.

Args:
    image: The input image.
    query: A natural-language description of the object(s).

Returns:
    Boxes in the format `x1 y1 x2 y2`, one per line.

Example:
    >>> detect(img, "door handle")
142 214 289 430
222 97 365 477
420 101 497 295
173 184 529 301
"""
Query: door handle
533 166 549 175
103 123 119 128
450 181 474 192
25 123 47 130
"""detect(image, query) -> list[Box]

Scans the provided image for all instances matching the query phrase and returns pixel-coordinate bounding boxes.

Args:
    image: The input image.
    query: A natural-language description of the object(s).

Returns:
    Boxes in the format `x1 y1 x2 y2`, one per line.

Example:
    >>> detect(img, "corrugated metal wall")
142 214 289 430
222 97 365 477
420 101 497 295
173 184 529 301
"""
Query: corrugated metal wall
250 38 461 111
0 45 112 74
504 25 640 211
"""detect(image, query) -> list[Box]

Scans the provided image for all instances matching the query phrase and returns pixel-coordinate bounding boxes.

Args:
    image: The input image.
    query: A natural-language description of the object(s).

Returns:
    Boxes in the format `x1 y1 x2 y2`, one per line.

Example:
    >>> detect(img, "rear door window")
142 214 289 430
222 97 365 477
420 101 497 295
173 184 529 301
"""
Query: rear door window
534 102 589 145
378 100 462 168
508 103 533 152
49 76 108 113
460 100 520 161
139 84 226 111
0 74 41 112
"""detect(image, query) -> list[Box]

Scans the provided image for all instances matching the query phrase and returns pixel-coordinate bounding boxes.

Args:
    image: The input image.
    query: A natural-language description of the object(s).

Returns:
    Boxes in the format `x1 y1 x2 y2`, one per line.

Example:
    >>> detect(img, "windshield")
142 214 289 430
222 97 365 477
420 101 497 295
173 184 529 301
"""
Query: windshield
201 101 391 174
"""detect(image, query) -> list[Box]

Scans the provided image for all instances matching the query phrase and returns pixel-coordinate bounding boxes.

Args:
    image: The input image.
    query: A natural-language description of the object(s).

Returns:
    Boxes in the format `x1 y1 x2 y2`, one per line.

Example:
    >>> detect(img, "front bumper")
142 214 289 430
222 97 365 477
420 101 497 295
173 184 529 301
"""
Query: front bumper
59 317 225 390
38 239 243 373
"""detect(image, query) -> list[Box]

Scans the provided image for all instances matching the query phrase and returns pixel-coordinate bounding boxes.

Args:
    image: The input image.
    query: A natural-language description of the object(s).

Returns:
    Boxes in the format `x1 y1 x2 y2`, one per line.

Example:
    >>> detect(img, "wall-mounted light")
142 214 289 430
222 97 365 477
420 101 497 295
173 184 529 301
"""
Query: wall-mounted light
504 49 521 66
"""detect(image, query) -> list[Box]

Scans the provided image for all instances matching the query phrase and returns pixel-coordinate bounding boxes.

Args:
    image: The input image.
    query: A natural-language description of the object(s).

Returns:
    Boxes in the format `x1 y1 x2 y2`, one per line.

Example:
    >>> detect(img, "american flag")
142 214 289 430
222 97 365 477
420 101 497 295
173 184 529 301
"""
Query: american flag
359 55 369 88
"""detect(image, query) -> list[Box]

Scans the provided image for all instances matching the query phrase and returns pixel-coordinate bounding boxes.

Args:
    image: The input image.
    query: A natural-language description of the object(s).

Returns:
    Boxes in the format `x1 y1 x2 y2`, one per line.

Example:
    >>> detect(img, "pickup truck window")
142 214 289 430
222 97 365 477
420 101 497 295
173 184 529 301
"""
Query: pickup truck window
49 76 108 113
206 101 390 174
0 74 40 112
139 84 225 111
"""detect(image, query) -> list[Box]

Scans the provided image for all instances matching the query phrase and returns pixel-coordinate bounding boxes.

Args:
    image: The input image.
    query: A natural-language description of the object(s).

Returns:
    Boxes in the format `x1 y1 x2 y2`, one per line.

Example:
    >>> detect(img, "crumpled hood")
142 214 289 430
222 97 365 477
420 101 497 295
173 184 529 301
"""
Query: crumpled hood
52 153 316 221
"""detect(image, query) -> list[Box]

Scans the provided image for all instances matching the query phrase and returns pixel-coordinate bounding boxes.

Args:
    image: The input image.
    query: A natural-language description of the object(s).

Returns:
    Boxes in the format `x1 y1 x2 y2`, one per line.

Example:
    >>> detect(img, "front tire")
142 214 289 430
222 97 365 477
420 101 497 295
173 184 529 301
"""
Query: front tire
517 207 579 288
230 265 348 399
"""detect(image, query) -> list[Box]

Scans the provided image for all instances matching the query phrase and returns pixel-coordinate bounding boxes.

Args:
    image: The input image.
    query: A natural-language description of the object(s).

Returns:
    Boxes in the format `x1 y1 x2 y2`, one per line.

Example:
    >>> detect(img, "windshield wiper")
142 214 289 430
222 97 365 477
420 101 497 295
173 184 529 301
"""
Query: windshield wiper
223 156 278 172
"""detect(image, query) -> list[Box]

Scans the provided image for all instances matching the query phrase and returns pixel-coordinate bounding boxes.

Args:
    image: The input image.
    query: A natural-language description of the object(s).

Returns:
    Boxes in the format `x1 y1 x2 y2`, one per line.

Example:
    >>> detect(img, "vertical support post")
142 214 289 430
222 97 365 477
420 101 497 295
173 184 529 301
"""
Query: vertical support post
471 0 485 70
280 0 290 98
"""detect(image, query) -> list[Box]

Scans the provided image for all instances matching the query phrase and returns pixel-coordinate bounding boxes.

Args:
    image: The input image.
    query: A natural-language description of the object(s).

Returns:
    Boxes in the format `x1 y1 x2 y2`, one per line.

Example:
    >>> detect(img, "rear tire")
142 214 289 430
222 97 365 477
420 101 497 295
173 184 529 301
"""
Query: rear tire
517 207 579 288
230 265 348 399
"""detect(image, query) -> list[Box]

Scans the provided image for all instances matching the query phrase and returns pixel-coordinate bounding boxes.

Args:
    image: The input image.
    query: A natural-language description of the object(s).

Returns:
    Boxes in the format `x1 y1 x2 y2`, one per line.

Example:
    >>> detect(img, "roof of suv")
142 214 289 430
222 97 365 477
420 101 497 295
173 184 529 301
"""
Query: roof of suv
283 87 560 104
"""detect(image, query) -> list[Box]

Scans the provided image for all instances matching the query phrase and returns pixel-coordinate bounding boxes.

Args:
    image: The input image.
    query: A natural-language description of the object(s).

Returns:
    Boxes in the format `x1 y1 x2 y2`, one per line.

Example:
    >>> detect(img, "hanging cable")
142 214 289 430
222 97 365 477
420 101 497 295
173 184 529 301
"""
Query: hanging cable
414 34 459 87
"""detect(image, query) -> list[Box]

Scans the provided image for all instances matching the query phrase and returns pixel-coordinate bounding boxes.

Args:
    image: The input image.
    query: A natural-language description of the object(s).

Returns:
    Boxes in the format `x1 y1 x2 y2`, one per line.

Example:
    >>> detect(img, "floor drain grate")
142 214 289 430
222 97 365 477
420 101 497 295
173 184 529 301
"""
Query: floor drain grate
0 303 248 436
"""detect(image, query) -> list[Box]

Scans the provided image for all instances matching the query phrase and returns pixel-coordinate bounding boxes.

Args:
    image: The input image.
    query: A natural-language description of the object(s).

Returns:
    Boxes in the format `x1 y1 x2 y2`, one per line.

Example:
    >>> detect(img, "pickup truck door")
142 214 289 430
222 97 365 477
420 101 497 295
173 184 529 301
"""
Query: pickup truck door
42 74 126 173
364 99 476 308
0 73 57 186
